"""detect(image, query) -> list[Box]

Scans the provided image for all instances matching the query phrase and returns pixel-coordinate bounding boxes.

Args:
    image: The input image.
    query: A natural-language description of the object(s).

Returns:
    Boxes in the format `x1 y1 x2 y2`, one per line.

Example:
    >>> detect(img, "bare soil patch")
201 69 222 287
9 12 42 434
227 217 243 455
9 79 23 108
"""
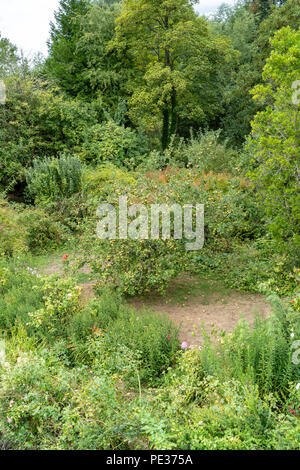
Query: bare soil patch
128 276 271 346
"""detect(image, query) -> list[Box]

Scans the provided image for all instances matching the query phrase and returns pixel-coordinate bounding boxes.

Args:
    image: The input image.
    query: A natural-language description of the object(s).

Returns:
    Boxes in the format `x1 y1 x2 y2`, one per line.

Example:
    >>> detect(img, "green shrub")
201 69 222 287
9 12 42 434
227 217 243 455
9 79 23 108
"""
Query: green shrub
190 240 297 296
26 154 82 204
172 130 239 173
0 202 28 257
0 350 77 449
28 275 82 338
102 309 179 383
66 291 179 383
79 121 149 169
199 294 299 400
82 163 136 197
86 239 186 296
247 27 300 256
0 343 136 450
17 207 71 253
0 259 43 332
138 345 300 450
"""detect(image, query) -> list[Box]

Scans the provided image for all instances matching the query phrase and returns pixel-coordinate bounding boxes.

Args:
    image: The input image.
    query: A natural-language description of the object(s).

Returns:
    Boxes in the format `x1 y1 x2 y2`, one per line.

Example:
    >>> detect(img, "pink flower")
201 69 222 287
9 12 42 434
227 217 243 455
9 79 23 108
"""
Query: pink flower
9 400 14 407
167 334 171 341
7 418 11 424
181 342 188 350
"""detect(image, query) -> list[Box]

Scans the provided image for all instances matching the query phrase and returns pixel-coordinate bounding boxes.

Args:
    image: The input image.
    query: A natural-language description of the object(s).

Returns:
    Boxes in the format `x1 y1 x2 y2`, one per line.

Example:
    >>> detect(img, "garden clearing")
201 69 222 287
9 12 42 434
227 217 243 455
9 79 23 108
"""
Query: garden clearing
39 257 271 347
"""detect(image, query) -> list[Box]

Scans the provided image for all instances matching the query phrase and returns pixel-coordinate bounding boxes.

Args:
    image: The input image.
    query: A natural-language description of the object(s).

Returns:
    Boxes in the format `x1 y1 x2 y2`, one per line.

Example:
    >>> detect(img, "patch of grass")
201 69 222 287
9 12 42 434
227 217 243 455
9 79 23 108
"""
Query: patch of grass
128 275 232 307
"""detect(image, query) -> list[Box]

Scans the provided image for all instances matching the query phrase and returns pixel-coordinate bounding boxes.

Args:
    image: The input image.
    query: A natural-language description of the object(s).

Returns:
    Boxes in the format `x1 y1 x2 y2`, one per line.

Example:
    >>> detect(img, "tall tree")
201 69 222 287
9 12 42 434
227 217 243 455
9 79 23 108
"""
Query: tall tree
0 33 19 77
248 26 300 254
249 0 288 21
46 0 90 96
75 0 128 111
114 0 232 149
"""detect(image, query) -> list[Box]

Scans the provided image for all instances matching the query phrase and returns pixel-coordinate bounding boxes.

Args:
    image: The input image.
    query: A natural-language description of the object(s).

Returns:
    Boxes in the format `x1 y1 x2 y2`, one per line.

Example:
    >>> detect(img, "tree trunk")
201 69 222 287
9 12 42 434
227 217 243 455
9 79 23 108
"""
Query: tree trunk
162 106 169 150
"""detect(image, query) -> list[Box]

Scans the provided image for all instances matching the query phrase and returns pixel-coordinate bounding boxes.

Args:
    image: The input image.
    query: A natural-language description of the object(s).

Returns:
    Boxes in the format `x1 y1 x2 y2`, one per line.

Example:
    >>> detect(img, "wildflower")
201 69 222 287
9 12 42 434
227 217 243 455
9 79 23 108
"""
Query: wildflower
296 383 300 391
291 300 295 304
67 293 72 299
167 334 171 341
181 341 188 350
9 400 14 407
62 254 69 261
291 333 295 339
7 418 11 424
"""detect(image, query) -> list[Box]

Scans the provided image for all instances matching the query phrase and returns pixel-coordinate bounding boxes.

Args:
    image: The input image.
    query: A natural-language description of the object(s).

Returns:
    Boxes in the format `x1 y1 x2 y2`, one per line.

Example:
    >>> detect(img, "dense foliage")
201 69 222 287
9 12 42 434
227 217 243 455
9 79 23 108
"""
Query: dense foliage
0 0 299 451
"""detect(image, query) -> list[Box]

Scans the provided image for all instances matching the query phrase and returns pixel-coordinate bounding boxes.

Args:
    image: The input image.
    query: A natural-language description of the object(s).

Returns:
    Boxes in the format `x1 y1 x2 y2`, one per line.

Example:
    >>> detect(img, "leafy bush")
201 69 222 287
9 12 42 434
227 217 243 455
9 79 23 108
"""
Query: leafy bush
0 201 28 256
79 121 149 169
0 259 43 331
26 154 82 204
0 345 136 450
66 291 179 382
0 201 71 255
79 167 264 295
191 240 298 296
143 373 300 450
17 207 71 253
0 76 98 193
248 27 300 255
199 294 299 399
28 275 82 337
172 130 239 173
82 164 136 197
85 238 186 296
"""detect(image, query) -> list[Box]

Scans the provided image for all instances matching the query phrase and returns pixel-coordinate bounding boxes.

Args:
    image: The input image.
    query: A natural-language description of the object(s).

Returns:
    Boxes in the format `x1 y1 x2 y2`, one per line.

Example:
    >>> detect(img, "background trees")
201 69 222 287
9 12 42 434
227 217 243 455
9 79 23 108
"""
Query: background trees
0 33 19 77
0 0 299 256
46 0 90 97
114 0 233 149
211 0 299 146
